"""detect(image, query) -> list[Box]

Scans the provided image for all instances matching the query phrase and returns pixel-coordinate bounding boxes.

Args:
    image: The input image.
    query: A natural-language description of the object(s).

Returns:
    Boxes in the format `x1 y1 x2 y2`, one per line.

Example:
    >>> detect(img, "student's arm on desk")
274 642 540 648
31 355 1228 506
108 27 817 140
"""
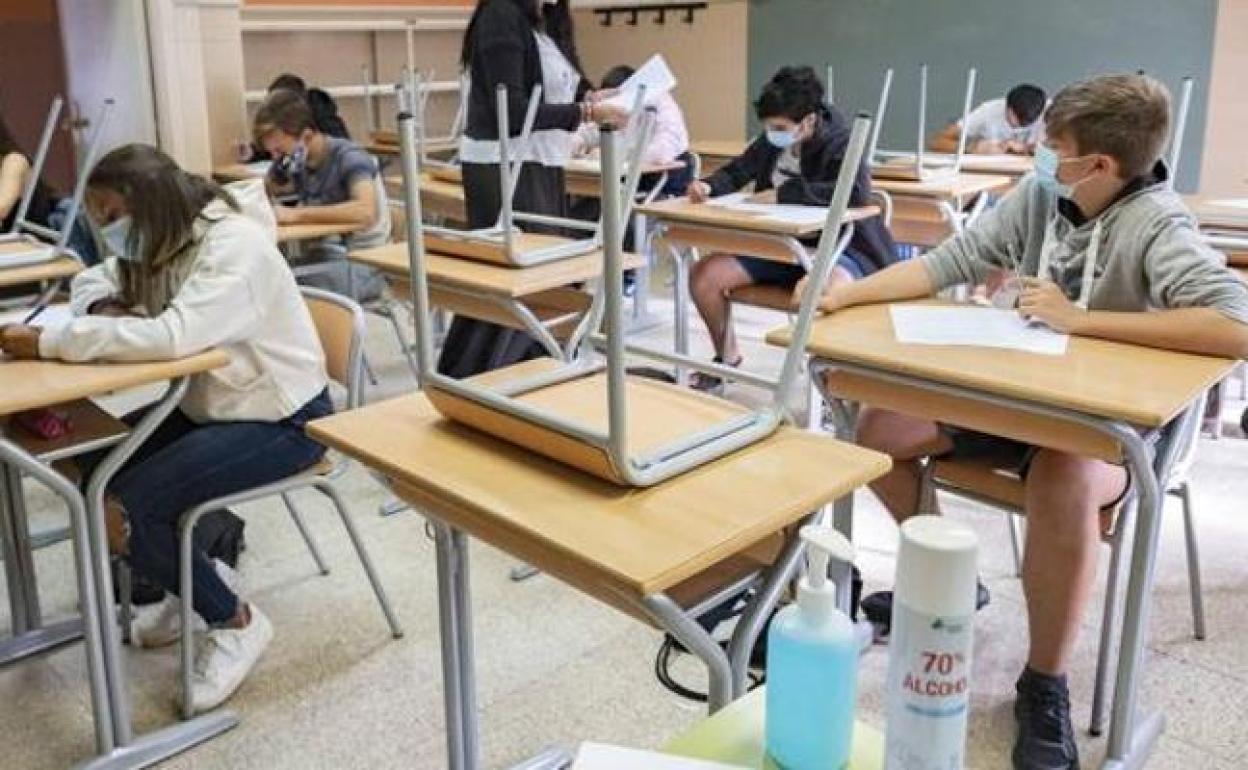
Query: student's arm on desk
36 219 271 363
929 122 1004 154
1064 306 1248 359
814 258 936 311
273 178 376 227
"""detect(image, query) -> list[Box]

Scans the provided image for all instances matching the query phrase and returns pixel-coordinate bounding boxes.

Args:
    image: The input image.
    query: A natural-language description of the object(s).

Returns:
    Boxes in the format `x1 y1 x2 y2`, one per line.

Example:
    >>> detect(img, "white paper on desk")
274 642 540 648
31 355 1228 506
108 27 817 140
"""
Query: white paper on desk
572 743 749 770
601 54 677 111
704 192 753 207
1209 198 1248 210
889 304 1069 355
737 204 830 226
0 303 74 332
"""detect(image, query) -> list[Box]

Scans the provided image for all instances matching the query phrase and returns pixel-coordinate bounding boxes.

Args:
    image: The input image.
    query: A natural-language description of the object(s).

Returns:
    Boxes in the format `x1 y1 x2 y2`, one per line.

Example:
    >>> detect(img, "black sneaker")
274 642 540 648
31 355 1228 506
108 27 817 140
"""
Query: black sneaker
860 581 991 640
1013 667 1080 770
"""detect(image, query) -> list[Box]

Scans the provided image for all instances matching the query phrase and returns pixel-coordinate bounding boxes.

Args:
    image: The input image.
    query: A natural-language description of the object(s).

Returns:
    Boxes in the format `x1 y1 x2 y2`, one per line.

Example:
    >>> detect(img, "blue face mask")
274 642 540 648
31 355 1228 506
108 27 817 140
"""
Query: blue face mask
766 128 798 150
100 216 142 263
280 142 308 177
1034 144 1082 198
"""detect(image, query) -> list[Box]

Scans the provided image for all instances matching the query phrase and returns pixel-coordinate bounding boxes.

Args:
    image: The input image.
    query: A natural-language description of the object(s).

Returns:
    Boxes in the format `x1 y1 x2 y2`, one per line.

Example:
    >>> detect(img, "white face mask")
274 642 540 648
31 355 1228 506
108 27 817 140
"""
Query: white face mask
100 216 142 263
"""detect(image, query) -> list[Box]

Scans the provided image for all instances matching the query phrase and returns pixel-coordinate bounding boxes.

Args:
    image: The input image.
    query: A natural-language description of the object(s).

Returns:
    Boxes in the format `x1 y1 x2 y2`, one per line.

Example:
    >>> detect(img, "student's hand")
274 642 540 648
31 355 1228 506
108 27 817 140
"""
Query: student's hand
88 298 131 317
748 189 777 204
1003 139 1030 155
791 276 847 313
273 205 300 225
589 88 620 103
591 102 631 128
687 181 712 204
0 324 43 360
973 139 1006 155
1018 278 1088 333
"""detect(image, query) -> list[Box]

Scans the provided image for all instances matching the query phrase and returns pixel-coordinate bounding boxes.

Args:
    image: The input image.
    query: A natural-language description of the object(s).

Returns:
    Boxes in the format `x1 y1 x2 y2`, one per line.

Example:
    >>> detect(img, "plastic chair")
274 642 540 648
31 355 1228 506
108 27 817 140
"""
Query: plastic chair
123 287 405 718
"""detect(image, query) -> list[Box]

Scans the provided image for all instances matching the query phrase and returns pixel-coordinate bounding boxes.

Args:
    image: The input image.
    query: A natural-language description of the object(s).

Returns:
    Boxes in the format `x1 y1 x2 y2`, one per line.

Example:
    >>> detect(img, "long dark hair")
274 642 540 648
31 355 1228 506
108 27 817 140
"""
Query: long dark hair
460 0 582 73
88 144 238 312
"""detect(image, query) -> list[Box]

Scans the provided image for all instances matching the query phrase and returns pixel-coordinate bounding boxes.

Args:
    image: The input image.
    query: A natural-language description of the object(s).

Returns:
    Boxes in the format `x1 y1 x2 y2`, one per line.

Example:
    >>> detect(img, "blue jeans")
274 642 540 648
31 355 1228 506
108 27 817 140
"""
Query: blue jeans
108 390 332 624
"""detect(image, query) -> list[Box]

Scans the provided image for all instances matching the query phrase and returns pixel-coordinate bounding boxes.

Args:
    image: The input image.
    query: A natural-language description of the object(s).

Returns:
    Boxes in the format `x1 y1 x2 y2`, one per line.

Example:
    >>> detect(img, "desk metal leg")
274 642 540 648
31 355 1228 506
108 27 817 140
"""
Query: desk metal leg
5 466 42 629
0 439 114 754
0 466 32 636
82 376 238 765
726 517 811 699
673 246 692 383
433 521 478 770
1104 406 1194 768
644 594 733 712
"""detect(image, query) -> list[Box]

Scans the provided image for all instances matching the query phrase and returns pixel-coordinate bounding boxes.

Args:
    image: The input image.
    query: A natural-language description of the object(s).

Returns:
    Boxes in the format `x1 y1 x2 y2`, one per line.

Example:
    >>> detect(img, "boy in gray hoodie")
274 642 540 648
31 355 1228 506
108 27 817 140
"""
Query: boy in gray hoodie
807 74 1248 770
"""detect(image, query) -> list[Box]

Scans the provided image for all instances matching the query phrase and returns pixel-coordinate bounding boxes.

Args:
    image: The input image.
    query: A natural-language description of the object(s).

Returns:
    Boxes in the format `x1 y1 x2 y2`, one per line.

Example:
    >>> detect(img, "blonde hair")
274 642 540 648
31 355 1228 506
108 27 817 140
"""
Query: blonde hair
1044 74 1171 179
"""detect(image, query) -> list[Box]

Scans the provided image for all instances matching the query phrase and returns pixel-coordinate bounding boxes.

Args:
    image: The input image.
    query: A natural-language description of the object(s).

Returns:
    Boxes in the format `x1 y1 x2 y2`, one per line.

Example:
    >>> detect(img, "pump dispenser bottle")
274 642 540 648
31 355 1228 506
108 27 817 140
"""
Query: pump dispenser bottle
765 525 859 770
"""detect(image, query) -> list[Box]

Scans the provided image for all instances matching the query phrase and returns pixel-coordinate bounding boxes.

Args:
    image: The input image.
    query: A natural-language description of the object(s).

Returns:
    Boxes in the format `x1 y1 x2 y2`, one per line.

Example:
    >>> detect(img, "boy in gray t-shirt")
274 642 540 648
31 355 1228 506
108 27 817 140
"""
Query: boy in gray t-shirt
254 89 391 299
808 74 1248 770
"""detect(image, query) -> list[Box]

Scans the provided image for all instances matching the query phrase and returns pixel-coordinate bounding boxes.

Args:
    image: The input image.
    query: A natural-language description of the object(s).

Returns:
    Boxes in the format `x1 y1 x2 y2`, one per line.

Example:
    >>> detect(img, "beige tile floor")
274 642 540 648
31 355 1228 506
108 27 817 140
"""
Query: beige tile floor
2 287 1247 769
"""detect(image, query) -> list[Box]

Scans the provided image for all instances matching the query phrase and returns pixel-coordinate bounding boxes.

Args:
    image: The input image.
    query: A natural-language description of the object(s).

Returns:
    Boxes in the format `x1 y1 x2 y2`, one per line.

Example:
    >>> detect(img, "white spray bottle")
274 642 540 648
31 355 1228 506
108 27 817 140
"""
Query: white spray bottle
884 515 979 770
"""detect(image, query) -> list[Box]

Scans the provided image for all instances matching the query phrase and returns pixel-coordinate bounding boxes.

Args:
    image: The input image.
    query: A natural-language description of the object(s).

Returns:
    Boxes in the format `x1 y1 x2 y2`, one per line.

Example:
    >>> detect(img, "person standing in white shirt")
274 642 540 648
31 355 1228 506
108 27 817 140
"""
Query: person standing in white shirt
0 144 331 714
573 64 692 174
930 83 1047 155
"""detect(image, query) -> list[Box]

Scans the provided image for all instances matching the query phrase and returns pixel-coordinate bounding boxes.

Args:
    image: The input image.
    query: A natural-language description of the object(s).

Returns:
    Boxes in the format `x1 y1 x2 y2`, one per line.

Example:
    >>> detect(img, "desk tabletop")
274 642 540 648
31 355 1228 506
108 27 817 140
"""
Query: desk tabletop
664 687 884 768
766 301 1236 428
213 162 270 183
0 255 80 289
637 197 881 237
0 350 229 416
349 241 644 298
956 153 1034 176
871 173 1014 200
276 222 358 244
1184 195 1248 231
307 393 889 598
691 139 747 159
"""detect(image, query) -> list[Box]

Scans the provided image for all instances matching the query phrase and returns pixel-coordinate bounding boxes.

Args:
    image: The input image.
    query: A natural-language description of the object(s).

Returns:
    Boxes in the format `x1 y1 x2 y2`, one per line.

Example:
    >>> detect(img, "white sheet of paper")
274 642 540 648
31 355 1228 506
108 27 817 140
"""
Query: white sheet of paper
1208 198 1248 210
0 303 74 332
889 304 1069 356
601 54 677 111
571 743 749 770
704 192 753 207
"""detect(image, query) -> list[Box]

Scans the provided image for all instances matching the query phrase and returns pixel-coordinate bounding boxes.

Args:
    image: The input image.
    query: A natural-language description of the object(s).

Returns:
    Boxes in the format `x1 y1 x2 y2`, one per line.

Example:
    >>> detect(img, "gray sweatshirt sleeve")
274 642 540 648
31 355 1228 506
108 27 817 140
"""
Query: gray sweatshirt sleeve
1142 211 1248 325
919 179 1034 290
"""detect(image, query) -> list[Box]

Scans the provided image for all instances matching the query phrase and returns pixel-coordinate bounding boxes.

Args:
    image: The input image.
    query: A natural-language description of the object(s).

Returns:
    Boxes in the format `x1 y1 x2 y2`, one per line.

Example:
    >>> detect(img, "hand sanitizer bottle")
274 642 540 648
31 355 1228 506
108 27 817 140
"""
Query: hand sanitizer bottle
884 515 979 770
765 525 858 770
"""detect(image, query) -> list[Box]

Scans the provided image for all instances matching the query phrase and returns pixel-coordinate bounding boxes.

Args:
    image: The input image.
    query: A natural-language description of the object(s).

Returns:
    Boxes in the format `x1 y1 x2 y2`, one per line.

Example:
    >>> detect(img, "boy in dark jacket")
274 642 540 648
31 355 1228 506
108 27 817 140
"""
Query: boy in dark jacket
686 66 896 390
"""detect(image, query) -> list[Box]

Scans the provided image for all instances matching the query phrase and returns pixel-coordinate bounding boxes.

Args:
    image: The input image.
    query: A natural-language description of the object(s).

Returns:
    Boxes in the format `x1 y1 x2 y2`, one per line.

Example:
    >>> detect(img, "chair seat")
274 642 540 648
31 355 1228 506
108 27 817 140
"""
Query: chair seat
728 284 795 313
2 399 129 463
930 456 1026 509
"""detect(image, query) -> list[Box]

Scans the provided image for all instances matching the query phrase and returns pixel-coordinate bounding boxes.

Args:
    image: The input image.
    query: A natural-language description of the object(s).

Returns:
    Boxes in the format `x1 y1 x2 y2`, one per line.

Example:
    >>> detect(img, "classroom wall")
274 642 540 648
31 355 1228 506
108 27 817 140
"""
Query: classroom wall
1200 0 1248 196
574 0 749 142
747 0 1218 192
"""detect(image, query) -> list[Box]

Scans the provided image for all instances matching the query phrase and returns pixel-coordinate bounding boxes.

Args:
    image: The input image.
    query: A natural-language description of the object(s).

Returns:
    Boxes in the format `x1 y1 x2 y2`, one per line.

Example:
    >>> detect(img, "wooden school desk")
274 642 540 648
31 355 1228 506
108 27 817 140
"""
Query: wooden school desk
348 240 644 360
0 350 234 769
366 129 456 159
275 221 359 244
0 253 81 289
871 173 1013 249
307 390 890 770
957 153 1034 177
768 300 1236 770
636 196 881 368
382 172 468 223
424 159 686 201
664 686 885 768
1183 195 1248 266
690 139 747 176
211 162 268 184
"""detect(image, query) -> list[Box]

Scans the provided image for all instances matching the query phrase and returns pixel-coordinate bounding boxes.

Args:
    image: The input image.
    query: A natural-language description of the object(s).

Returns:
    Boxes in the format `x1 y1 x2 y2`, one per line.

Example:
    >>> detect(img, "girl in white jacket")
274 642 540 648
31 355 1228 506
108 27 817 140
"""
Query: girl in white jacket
0 144 331 713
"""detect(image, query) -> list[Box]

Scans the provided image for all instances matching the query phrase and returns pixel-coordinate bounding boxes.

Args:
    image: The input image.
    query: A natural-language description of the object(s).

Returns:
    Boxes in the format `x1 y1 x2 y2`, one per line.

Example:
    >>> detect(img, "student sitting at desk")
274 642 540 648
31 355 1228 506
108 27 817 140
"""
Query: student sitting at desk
685 65 896 391
253 89 390 300
247 73 352 163
813 74 1248 770
572 63 693 194
0 144 332 713
1 108 98 265
930 83 1047 155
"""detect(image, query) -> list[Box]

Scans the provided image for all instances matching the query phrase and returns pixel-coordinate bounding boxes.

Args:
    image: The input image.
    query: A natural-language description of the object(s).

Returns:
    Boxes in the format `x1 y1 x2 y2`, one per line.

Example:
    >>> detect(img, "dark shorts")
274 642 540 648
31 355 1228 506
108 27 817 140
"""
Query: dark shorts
734 249 868 288
937 426 1131 511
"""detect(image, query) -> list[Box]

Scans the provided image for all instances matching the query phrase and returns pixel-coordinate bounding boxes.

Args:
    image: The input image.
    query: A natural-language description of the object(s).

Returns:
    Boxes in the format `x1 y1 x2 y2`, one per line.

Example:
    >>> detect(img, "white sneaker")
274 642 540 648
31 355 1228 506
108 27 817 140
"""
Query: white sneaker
128 560 245 649
189 604 273 713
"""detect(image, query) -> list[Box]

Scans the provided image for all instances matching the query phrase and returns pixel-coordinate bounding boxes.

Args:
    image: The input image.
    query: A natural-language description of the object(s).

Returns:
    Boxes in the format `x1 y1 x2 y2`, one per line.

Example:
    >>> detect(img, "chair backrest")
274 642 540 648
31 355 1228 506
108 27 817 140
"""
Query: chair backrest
302 287 366 408
1167 391 1208 486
